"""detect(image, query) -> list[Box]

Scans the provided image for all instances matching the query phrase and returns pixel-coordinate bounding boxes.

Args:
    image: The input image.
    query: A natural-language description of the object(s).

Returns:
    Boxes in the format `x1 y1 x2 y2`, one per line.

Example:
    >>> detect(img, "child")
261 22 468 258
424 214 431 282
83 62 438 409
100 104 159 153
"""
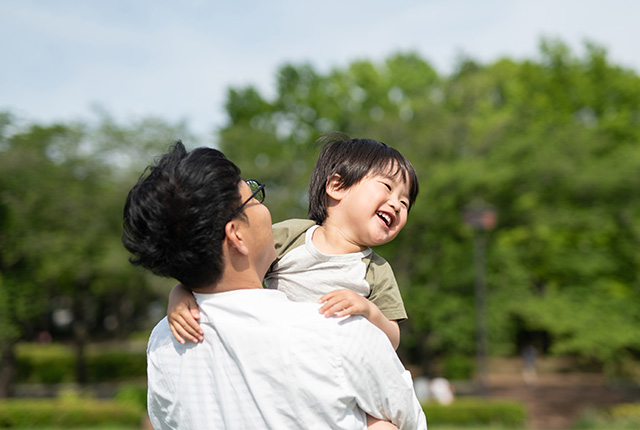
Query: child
168 133 419 352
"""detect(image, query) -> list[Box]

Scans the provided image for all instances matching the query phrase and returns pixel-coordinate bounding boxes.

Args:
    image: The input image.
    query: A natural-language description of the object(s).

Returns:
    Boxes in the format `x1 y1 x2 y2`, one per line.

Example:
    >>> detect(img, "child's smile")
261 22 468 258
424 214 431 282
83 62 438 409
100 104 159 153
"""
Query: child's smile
376 211 393 227
324 172 410 251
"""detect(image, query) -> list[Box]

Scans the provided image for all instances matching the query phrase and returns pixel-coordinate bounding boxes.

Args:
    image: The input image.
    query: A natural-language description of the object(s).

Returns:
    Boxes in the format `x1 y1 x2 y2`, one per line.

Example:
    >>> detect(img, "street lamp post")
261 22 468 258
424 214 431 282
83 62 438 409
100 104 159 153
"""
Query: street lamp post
463 202 497 397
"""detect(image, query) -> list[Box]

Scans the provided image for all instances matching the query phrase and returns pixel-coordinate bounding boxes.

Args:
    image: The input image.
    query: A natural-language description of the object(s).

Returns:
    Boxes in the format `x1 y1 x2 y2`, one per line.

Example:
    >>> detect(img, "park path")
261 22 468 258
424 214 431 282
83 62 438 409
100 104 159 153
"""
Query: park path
481 359 640 429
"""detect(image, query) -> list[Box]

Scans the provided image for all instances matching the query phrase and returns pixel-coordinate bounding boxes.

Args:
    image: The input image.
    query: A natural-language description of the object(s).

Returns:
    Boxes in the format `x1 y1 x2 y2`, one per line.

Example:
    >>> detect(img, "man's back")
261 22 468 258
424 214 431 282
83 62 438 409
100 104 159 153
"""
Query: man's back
147 289 426 430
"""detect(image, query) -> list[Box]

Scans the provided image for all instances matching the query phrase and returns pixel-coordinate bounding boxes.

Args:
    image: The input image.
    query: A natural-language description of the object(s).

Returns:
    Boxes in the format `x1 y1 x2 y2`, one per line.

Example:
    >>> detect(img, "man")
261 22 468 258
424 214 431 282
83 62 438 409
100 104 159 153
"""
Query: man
122 141 427 430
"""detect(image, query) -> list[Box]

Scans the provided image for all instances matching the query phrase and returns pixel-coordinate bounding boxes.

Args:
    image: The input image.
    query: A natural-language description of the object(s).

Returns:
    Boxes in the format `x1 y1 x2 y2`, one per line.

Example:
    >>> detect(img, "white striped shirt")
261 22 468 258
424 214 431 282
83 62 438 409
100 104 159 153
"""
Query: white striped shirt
147 289 427 430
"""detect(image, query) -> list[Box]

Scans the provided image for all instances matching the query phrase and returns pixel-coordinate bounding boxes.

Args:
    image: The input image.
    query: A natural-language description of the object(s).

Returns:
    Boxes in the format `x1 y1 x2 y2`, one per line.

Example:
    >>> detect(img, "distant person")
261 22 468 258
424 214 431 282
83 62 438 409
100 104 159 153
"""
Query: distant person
429 378 454 405
122 141 427 429
413 376 431 403
522 344 538 385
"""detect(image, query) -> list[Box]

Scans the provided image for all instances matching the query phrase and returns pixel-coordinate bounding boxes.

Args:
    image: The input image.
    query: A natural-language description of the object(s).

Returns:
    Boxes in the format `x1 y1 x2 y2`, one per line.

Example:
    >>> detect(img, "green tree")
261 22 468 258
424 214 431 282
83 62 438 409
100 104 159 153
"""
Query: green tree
0 111 190 395
215 40 640 376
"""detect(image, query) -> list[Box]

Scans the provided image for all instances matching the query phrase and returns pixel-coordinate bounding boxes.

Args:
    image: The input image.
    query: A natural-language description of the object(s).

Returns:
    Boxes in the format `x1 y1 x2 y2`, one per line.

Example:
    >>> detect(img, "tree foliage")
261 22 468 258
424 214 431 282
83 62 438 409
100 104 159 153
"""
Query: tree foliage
216 40 640 375
1 39 638 385
0 112 188 395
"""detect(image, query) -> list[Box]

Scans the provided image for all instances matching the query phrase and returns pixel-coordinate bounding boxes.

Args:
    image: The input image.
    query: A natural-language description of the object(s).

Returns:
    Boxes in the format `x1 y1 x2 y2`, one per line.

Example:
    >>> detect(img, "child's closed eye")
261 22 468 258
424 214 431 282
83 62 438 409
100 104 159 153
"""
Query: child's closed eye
380 181 392 191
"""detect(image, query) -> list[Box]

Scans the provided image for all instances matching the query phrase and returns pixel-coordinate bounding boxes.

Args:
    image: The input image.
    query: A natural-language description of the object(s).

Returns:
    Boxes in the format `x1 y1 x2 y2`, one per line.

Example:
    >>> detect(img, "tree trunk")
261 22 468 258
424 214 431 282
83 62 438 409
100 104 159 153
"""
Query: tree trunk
73 294 88 385
0 342 17 397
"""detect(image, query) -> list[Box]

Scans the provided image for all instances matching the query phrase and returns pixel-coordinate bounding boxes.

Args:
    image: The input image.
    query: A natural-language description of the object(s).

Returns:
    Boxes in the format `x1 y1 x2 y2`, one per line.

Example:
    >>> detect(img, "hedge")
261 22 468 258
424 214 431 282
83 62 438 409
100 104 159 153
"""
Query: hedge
0 398 143 428
16 346 146 384
609 402 640 422
574 402 640 429
423 398 527 428
0 392 526 428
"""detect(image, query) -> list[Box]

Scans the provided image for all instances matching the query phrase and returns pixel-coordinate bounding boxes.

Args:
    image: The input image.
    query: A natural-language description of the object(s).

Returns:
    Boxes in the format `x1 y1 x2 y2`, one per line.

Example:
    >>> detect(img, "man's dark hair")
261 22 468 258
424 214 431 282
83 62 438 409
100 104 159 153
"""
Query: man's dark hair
308 133 419 224
122 141 242 289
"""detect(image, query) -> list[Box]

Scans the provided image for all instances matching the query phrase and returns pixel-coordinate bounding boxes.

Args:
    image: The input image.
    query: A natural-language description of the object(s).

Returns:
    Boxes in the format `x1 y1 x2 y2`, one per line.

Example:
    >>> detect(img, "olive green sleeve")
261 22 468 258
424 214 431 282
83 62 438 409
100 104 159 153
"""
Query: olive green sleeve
365 253 408 323
271 218 315 262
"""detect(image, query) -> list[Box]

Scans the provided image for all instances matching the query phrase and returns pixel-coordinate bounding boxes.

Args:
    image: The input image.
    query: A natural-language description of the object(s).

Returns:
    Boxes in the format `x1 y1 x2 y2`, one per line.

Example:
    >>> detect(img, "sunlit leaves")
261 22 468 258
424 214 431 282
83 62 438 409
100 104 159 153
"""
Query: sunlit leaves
216 40 640 373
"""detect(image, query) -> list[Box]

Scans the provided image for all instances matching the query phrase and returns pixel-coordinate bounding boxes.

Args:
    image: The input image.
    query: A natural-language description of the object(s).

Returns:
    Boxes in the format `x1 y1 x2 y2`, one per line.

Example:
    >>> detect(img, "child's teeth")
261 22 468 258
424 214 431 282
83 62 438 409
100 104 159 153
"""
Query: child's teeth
377 212 390 226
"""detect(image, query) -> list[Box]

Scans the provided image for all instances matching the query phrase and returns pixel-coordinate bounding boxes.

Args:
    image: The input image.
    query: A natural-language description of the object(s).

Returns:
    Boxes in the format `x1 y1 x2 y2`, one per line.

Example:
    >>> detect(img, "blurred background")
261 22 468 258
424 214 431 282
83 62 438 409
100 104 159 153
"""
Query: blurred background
1 1 639 429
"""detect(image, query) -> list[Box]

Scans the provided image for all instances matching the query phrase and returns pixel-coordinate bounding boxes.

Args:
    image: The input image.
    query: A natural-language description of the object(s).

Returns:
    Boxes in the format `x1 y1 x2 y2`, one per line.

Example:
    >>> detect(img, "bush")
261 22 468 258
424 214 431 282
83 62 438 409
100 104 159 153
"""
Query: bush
16 344 75 384
86 352 146 382
0 398 143 428
423 397 527 428
442 355 475 381
115 384 147 411
569 402 640 429
16 344 146 384
610 402 640 422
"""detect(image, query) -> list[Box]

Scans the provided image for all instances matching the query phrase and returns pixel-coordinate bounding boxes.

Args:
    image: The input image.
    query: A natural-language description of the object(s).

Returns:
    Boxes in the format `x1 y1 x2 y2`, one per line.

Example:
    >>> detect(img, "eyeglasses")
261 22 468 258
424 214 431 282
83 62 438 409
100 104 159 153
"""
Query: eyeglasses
228 179 265 221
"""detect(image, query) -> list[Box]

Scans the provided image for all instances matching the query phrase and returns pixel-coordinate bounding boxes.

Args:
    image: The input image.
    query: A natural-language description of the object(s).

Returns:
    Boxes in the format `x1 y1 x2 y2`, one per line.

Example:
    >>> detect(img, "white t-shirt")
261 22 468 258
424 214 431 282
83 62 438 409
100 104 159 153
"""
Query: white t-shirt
267 224 372 301
147 289 427 430
266 219 408 322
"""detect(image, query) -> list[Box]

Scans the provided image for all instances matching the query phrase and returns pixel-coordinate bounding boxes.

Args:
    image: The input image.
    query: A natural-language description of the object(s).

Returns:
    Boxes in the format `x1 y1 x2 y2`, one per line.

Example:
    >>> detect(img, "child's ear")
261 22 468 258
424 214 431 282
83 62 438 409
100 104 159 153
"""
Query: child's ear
325 174 347 201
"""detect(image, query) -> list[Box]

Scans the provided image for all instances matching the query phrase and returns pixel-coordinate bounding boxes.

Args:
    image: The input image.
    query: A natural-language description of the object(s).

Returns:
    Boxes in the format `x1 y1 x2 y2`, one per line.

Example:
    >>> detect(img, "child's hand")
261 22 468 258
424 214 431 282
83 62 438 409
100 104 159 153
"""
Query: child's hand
319 289 401 350
318 289 373 319
167 283 203 344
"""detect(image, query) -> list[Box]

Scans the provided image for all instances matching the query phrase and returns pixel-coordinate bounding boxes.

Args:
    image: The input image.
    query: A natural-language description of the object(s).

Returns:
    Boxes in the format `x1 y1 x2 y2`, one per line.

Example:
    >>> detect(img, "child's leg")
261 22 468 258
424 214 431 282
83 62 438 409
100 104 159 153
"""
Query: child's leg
366 414 398 430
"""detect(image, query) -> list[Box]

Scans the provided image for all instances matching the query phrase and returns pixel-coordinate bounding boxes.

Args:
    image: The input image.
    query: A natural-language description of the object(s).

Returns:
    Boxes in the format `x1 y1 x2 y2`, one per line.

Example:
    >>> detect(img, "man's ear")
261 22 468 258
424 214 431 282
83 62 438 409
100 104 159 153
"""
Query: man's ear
326 174 347 201
224 220 249 256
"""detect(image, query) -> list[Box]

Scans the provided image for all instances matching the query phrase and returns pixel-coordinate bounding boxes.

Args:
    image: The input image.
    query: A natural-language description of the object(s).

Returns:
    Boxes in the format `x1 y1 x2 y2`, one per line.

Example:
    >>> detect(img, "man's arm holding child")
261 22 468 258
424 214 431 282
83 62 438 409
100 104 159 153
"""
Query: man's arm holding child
318 289 400 350
338 315 427 430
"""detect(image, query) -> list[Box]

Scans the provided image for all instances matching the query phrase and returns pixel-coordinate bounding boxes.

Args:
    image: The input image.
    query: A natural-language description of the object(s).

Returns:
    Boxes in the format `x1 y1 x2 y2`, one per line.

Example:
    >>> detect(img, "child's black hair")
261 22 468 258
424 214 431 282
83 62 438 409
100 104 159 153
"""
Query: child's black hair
308 133 419 224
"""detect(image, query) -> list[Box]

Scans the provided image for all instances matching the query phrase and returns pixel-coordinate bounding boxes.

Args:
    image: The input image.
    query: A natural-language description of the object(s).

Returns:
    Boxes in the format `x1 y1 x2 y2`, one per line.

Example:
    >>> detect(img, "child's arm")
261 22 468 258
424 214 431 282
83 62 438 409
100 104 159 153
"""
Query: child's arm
318 289 400 350
167 283 203 344
367 415 398 429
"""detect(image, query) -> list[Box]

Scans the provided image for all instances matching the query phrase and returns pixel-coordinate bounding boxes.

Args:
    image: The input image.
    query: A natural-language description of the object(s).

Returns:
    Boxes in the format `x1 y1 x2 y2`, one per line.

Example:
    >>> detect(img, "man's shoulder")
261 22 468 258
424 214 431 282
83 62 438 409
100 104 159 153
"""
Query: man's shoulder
278 298 370 331
147 317 176 355
291 309 380 340
149 316 170 339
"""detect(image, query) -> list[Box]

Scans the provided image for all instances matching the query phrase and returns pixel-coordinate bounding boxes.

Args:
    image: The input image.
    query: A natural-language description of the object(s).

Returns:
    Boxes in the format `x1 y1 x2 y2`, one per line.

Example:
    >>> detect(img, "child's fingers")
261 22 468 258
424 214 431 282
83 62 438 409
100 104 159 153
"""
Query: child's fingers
319 298 352 317
334 306 357 317
182 309 204 335
169 324 187 345
177 321 203 343
183 316 204 341
318 296 341 313
318 293 334 305
319 290 370 317
319 289 350 302
319 291 352 308
172 315 203 343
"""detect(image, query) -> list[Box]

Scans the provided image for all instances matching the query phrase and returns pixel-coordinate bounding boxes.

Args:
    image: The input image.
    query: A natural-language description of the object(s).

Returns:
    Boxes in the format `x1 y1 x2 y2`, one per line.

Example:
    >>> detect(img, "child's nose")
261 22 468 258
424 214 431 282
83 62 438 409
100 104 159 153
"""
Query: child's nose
388 198 400 212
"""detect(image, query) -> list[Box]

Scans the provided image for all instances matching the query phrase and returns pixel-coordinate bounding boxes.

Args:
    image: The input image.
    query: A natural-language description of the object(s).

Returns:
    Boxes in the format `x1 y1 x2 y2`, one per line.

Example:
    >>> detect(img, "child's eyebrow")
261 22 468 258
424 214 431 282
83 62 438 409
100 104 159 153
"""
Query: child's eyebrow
379 172 411 198
381 170 409 185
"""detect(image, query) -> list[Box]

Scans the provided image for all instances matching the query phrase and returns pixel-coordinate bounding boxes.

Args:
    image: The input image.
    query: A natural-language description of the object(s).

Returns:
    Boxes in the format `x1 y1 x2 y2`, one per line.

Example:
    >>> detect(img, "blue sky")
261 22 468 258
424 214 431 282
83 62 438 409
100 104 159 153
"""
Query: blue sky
1 0 638 141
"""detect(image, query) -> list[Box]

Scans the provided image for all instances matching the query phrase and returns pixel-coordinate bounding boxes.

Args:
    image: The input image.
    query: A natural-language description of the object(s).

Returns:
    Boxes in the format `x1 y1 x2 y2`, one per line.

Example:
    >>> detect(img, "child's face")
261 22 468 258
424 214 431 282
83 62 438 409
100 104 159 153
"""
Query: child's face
336 172 411 248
